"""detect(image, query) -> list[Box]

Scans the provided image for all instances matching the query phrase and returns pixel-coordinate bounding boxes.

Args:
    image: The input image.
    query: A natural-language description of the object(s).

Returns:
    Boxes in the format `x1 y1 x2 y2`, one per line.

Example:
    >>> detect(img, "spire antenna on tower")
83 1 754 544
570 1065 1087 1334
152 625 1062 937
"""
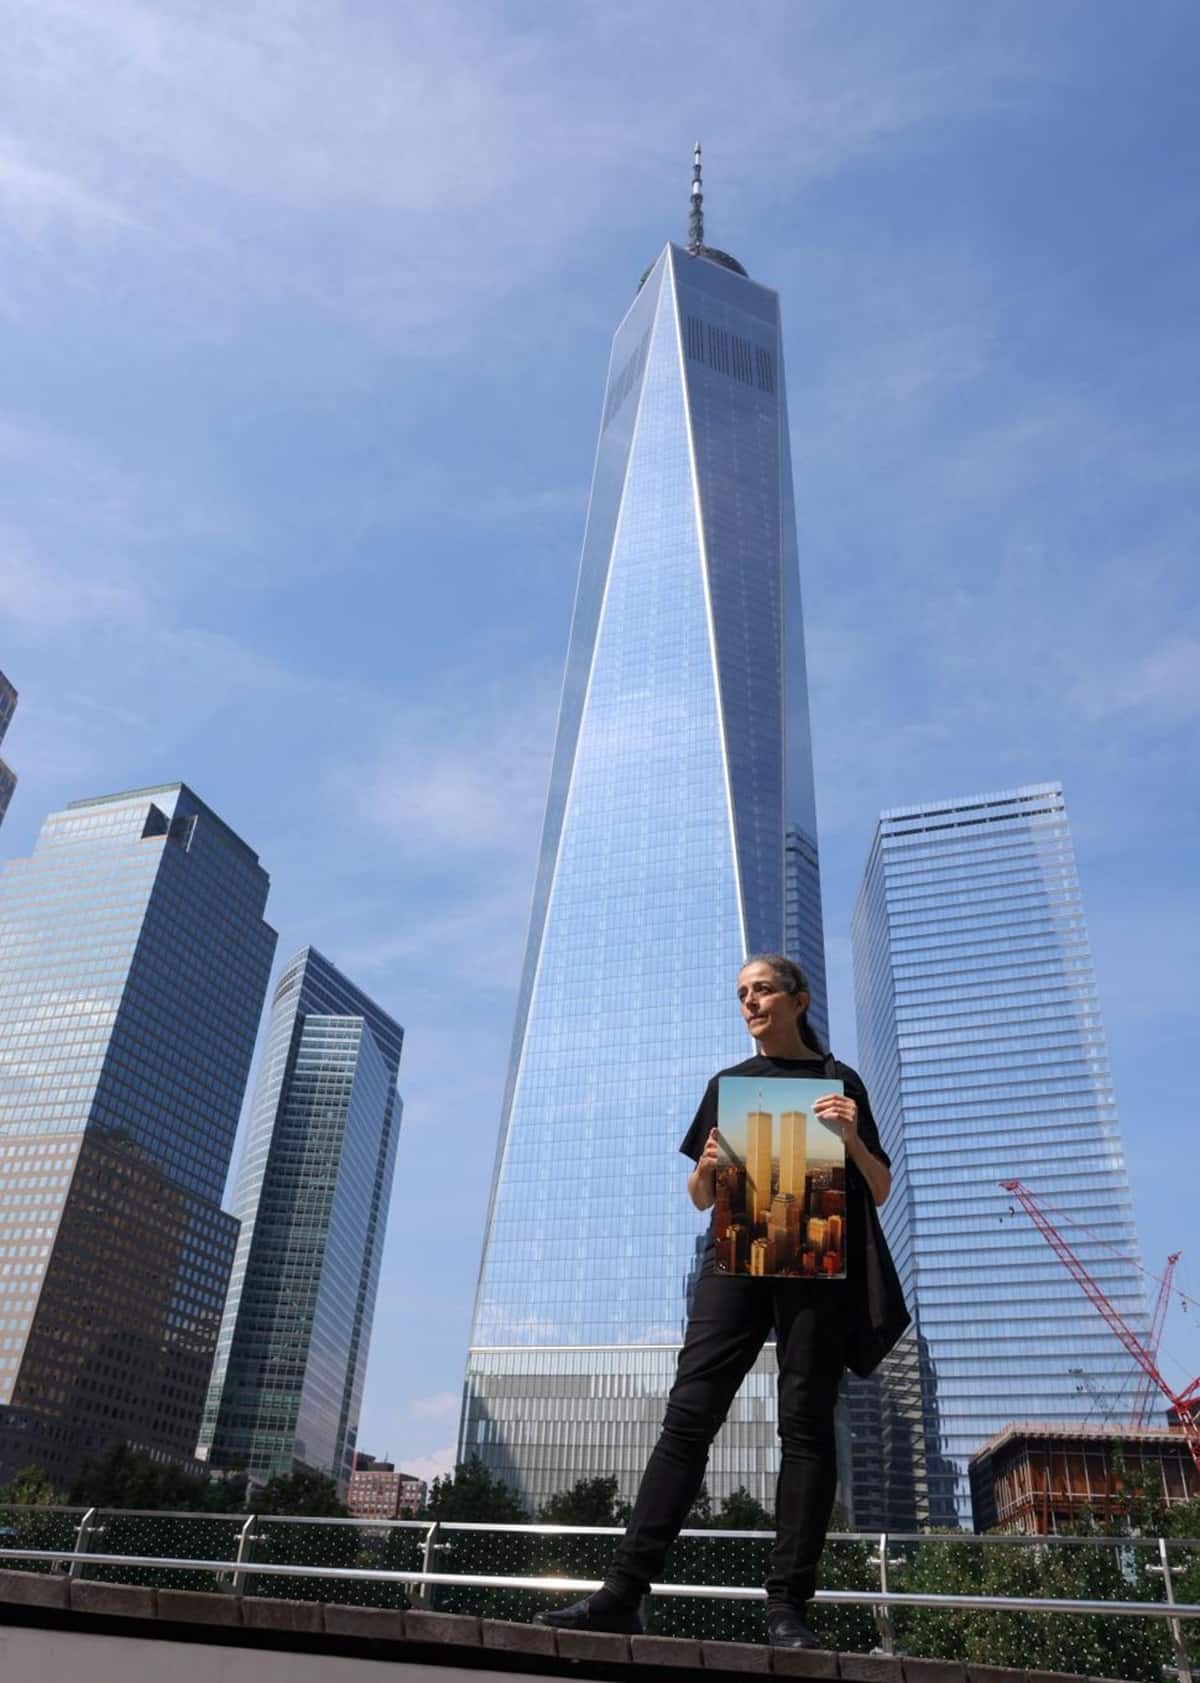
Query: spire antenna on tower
688 141 704 253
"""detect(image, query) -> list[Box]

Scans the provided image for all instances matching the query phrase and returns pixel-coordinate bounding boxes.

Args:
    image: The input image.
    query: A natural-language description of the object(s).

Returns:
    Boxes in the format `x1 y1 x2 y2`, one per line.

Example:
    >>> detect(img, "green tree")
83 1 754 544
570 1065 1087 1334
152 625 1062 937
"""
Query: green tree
420 1458 526 1522
539 1475 630 1526
893 1533 979 1662
416 1460 528 1620
253 1467 347 1517
69 1443 206 1509
808 1523 876 1655
713 1485 772 1530
0 1465 59 1506
66 1442 247 1513
685 1482 713 1527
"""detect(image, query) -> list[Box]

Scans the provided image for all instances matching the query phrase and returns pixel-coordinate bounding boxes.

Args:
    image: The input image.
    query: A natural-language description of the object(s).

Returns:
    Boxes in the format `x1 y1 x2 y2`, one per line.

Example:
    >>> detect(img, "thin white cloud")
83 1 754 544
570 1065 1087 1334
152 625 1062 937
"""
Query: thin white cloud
0 0 1048 340
0 141 138 236
397 1443 457 1485
1071 634 1200 727
0 547 150 634
329 668 558 865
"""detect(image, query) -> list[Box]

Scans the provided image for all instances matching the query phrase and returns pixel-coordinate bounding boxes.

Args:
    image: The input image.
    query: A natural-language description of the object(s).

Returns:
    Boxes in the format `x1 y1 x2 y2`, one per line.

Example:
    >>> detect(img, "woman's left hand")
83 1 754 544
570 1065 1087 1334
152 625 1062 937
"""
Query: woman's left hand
813 1092 859 1149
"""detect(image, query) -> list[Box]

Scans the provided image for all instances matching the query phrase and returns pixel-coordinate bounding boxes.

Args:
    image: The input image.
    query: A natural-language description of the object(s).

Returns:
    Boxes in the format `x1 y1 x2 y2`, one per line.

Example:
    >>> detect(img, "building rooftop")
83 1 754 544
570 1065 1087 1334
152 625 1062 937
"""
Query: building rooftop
971 1419 1192 1461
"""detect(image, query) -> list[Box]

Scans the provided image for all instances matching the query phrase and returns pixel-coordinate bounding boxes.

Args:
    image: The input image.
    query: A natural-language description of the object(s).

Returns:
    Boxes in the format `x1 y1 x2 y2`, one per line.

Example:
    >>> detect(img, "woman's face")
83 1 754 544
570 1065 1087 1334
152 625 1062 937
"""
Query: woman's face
736 960 807 1045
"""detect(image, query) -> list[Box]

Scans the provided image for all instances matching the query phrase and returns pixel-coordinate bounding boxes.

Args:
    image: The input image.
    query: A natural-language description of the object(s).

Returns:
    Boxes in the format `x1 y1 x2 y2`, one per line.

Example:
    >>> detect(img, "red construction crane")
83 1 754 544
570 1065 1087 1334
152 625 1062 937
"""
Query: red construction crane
1132 1250 1180 1427
1000 1180 1200 1477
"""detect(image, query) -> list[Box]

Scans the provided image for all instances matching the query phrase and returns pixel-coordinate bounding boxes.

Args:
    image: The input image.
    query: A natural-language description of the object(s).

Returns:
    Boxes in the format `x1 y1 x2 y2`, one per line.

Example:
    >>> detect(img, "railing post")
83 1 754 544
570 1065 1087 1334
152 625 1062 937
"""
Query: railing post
230 1514 259 1596
415 1522 441 1611
68 1507 100 1580
870 1530 898 1656
1147 1535 1193 1683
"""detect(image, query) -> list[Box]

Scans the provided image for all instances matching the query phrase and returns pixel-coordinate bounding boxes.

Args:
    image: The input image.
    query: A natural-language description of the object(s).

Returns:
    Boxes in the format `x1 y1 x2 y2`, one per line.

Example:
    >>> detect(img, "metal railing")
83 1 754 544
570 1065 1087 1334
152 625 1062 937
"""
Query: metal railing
0 1512 1197 1681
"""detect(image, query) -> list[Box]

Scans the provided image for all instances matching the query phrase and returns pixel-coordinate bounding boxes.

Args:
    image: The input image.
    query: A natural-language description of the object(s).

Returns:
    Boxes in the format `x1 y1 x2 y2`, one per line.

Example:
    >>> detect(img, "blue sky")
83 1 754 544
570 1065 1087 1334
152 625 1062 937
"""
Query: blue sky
1 1 1197 1484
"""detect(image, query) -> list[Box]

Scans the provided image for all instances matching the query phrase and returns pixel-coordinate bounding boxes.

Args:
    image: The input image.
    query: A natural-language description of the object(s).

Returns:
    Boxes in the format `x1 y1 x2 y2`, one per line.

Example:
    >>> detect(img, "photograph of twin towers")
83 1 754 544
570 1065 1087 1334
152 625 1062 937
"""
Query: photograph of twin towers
714 1078 848 1279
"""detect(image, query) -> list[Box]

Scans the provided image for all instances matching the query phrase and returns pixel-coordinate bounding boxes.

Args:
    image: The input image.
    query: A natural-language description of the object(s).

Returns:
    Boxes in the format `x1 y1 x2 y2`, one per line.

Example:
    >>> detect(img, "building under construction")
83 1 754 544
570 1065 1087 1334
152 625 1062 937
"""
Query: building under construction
969 1421 1200 1534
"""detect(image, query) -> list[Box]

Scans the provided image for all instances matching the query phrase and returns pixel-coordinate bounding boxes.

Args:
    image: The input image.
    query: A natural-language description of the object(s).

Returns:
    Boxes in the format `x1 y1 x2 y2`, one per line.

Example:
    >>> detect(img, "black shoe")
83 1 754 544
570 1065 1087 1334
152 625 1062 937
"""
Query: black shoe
767 1606 822 1649
534 1594 643 1634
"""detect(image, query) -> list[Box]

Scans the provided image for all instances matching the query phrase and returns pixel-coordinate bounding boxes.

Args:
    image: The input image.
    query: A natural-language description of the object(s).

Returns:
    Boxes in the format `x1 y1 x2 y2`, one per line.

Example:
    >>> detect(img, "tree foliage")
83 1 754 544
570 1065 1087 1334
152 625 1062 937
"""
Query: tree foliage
538 1475 629 1526
0 1465 59 1506
713 1485 773 1530
253 1467 347 1517
684 1482 713 1527
420 1457 527 1522
67 1443 247 1512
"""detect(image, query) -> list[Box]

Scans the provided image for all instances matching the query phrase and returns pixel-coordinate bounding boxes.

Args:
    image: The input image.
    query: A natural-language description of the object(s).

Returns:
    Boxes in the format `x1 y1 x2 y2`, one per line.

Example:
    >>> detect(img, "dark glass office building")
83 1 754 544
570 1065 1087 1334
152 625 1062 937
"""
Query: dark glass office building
851 783 1150 1524
461 168 828 1509
0 784 276 1485
0 669 16 828
197 948 403 1490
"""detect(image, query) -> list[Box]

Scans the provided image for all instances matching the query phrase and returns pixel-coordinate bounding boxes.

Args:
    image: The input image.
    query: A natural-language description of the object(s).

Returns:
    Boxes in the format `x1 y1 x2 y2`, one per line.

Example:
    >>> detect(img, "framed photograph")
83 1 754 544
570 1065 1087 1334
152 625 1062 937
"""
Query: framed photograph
714 1077 847 1278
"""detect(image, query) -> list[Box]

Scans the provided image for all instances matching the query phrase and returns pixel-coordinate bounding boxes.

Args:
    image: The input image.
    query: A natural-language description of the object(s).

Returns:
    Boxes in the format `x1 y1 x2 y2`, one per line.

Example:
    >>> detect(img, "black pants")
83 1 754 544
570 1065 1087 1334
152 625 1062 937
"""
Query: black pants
606 1264 846 1611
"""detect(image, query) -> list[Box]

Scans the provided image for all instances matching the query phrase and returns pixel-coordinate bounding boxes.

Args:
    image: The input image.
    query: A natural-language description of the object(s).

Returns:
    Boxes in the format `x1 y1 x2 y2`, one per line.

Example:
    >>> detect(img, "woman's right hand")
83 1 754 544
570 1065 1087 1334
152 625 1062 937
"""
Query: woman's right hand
688 1128 720 1210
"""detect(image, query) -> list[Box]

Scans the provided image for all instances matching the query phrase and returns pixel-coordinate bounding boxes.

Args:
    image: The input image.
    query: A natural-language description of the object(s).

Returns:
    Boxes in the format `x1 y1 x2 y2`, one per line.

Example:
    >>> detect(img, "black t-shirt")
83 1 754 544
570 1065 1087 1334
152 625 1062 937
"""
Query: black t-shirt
679 1053 892 1283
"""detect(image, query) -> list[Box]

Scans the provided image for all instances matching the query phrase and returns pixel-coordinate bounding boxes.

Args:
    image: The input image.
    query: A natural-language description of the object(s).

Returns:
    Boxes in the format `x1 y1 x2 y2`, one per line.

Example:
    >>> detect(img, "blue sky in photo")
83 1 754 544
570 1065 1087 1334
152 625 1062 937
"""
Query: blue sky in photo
717 1078 846 1168
1 1 1197 1484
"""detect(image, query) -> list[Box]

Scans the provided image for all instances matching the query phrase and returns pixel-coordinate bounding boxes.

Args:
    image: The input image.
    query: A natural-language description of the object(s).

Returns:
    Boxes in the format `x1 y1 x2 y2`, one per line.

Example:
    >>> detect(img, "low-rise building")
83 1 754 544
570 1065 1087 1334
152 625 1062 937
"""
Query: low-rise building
348 1454 426 1520
970 1422 1200 1533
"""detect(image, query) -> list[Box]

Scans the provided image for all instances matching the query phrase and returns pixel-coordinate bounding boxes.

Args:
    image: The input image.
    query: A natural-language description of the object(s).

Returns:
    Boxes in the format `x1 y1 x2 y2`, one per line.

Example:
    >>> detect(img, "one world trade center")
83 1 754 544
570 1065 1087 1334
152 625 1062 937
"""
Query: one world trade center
461 155 828 1509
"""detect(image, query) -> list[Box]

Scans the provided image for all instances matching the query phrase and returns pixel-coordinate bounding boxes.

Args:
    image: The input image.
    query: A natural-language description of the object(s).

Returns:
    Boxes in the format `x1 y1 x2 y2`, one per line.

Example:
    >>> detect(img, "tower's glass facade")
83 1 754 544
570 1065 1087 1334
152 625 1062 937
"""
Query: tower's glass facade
197 947 403 1490
0 669 16 828
0 784 276 1485
851 783 1150 1525
462 238 826 1510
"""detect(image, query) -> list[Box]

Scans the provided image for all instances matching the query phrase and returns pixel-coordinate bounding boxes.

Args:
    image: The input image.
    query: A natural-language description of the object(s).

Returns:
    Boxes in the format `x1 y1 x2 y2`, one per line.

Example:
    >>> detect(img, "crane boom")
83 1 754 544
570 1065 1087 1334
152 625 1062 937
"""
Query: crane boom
1001 1181 1200 1476
1132 1251 1180 1427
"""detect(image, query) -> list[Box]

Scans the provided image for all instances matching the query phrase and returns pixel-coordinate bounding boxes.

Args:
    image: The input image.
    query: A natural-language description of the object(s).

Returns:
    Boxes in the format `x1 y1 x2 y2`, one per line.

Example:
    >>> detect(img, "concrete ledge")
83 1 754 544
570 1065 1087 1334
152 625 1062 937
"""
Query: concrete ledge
701 1638 772 1671
630 1633 703 1667
69 1579 157 1619
0 1568 69 1610
403 1609 482 1646
322 1603 407 1641
242 1595 322 1633
482 1618 558 1656
157 1588 243 1627
903 1663 967 1683
839 1658 903 1683
555 1627 633 1664
0 1570 1124 1683
772 1649 841 1677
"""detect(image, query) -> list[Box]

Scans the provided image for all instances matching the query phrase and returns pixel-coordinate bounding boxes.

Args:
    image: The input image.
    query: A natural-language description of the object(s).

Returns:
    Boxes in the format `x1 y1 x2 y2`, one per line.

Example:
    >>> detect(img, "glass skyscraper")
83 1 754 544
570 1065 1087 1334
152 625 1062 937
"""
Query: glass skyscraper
462 166 827 1510
197 947 403 1491
851 782 1150 1525
0 669 17 828
0 783 276 1486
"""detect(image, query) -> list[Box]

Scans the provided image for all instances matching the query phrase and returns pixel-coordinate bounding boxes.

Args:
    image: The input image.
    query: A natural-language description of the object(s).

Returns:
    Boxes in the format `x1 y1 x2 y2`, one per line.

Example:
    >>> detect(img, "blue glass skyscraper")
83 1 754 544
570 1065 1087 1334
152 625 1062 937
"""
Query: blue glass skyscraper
0 784 276 1485
851 783 1150 1525
461 159 827 1509
198 947 403 1489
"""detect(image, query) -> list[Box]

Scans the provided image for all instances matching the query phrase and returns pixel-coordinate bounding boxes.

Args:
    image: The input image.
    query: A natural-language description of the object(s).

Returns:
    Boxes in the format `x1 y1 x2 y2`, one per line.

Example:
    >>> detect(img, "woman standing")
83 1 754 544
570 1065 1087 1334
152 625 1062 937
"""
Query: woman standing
536 953 908 1649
